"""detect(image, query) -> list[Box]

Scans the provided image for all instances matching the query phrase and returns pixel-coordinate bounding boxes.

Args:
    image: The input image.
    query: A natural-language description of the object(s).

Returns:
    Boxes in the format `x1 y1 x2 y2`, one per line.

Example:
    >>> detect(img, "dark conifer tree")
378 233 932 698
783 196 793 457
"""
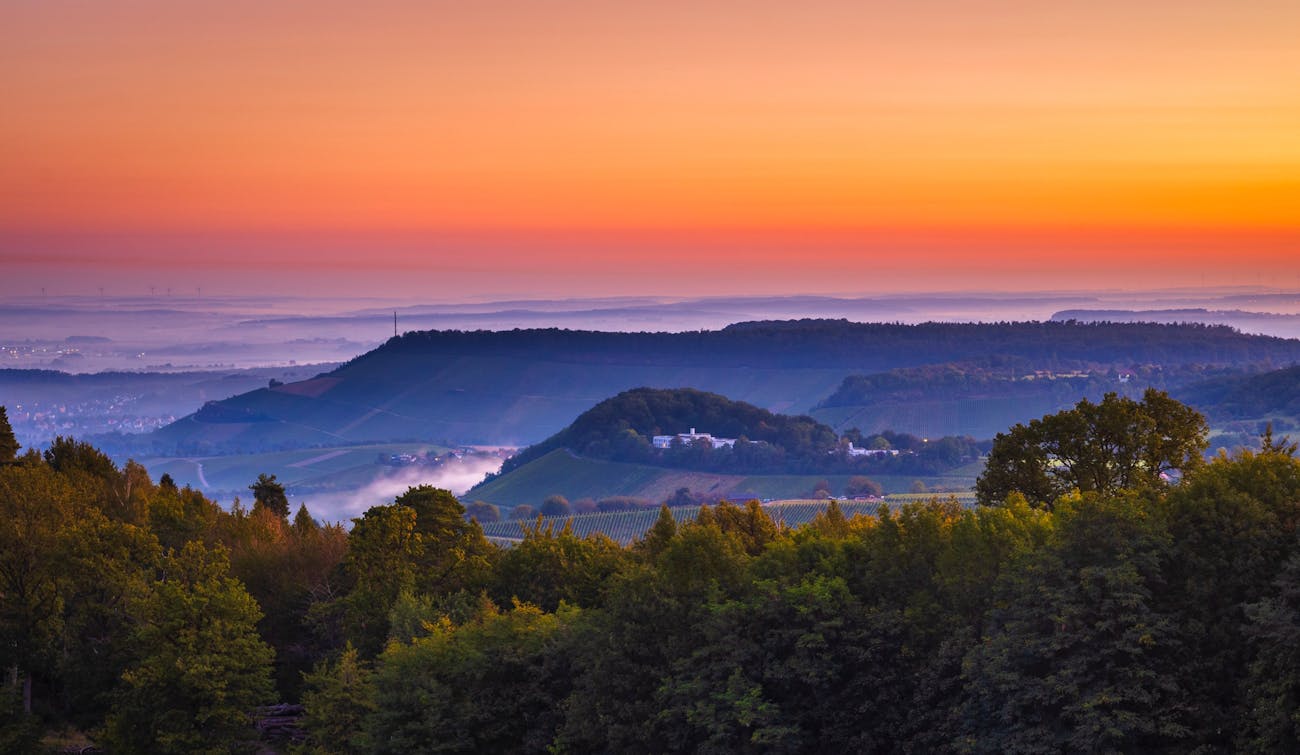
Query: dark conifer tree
0 406 18 462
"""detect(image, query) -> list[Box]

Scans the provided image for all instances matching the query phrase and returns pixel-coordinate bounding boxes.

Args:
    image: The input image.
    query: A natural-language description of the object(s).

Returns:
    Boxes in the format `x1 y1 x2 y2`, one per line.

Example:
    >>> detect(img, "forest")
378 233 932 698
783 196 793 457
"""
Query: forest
5 398 1300 752
489 387 984 480
366 319 1300 369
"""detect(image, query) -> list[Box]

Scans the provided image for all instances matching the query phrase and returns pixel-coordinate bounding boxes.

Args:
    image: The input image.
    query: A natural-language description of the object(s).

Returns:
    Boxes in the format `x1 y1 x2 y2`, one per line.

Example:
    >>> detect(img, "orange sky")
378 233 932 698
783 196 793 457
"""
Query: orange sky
2 0 1297 296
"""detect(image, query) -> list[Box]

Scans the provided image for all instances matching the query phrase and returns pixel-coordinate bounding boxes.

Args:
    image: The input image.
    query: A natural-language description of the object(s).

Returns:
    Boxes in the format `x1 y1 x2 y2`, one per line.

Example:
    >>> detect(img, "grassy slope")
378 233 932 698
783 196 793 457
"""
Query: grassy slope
140 442 449 497
153 321 1300 452
468 448 981 508
161 360 852 450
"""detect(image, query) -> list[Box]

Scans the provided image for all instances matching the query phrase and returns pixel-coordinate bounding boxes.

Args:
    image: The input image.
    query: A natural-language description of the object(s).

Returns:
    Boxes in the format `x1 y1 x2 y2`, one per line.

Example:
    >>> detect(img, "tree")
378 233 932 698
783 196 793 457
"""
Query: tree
249 473 290 519
958 493 1191 751
1241 543 1300 751
1159 447 1300 748
392 486 495 597
976 389 1208 508
665 487 696 508
368 602 574 753
540 495 571 517
464 501 500 523
0 406 18 462
637 504 679 558
103 541 274 754
492 520 626 611
298 645 376 755
844 475 882 498
338 504 421 657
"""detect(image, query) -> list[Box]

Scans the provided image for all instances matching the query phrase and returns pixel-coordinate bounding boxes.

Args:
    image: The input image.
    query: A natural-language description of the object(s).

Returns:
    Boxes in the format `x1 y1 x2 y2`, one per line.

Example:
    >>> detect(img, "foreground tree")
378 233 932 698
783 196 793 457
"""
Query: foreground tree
959 492 1191 751
0 406 18 462
976 389 1207 508
102 542 274 754
298 645 376 755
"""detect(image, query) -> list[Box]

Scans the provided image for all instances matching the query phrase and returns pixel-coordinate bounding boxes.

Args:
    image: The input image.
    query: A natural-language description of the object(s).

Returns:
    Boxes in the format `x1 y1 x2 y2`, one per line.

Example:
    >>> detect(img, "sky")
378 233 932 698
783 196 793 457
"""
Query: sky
2 0 1298 299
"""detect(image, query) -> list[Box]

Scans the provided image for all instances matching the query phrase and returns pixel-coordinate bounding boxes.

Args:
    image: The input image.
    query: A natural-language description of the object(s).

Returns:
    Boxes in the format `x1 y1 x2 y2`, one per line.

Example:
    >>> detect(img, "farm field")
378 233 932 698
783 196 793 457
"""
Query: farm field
139 441 452 500
468 448 981 509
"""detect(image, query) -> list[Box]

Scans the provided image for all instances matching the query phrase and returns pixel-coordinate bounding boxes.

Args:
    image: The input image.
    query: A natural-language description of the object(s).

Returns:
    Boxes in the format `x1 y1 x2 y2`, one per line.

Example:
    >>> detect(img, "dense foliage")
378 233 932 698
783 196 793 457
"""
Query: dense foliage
364 319 1300 370
819 359 1254 409
0 419 347 752
1175 364 1300 421
8 396 1300 752
976 389 1208 507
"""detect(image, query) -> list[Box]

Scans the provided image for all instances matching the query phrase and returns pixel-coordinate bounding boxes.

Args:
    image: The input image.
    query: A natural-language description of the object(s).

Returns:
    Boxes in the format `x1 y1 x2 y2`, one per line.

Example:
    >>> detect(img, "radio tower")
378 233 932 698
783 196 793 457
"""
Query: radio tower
394 311 398 338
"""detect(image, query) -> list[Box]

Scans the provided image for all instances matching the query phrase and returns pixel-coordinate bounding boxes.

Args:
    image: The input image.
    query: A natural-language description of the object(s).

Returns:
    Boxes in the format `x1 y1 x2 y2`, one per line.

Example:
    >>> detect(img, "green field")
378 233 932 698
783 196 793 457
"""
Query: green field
467 448 981 508
139 442 450 499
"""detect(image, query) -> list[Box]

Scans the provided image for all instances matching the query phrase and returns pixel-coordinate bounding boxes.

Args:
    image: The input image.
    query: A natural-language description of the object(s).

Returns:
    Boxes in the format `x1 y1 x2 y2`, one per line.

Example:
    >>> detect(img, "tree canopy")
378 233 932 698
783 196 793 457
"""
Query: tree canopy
10 419 1300 752
976 389 1208 508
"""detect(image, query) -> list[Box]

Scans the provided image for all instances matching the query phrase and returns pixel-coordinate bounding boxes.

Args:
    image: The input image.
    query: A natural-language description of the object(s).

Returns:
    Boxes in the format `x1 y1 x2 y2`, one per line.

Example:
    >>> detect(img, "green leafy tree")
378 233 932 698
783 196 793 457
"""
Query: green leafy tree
0 460 78 715
1240 541 1300 751
492 519 625 611
249 473 290 519
368 602 574 753
959 493 1191 752
392 486 495 597
655 575 872 752
338 504 421 656
636 504 679 558
976 389 1208 508
711 499 782 556
337 487 494 656
1160 447 1300 748
297 645 376 755
103 541 274 754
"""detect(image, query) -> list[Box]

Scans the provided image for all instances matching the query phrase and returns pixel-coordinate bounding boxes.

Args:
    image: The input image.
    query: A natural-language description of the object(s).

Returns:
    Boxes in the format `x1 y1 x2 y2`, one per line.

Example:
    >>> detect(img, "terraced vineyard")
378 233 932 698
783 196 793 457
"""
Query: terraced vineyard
480 499 913 545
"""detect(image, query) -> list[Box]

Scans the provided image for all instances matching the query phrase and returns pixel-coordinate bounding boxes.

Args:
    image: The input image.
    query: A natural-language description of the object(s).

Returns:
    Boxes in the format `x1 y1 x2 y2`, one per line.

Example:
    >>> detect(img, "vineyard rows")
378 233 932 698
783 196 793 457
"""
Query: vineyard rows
480 499 906 545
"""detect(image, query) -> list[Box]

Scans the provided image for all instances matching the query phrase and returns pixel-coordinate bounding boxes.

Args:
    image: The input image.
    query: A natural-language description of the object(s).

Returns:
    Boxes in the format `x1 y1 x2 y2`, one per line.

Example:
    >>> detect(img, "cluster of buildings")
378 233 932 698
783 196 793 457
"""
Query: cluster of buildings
6 398 176 447
652 428 738 450
844 442 901 457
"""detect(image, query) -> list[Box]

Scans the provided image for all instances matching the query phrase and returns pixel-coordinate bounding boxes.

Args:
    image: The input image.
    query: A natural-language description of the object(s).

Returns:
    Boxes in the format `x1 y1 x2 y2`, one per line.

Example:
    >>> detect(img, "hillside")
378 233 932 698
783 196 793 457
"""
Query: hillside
809 361 1250 438
495 387 841 476
1174 365 1300 421
138 320 1300 453
1051 308 1300 339
466 448 982 508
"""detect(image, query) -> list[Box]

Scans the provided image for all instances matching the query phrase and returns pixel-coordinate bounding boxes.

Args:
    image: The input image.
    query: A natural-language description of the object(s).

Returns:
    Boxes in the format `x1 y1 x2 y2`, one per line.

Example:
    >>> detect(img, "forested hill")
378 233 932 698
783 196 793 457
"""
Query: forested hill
139 320 1300 454
493 387 840 477
1175 365 1300 421
346 318 1300 370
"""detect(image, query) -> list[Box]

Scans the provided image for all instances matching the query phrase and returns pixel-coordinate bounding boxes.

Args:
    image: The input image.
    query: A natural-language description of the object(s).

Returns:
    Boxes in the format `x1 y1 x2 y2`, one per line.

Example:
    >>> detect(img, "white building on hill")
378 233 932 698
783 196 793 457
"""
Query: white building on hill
845 442 900 457
652 427 737 450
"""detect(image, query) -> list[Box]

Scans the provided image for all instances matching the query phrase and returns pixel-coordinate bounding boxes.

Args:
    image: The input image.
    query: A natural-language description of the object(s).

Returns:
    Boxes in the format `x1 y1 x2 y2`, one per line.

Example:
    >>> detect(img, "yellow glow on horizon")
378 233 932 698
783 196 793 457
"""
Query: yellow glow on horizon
2 0 1297 283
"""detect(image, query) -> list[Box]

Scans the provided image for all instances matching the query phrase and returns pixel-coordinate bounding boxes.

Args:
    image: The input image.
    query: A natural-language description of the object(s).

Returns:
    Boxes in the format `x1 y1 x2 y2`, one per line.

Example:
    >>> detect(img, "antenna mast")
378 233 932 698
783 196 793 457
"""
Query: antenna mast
394 311 398 338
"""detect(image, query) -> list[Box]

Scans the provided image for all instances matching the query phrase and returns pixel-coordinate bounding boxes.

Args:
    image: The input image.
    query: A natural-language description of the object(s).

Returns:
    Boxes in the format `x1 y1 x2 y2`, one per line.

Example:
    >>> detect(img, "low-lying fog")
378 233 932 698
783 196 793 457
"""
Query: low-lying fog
287 456 505 524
